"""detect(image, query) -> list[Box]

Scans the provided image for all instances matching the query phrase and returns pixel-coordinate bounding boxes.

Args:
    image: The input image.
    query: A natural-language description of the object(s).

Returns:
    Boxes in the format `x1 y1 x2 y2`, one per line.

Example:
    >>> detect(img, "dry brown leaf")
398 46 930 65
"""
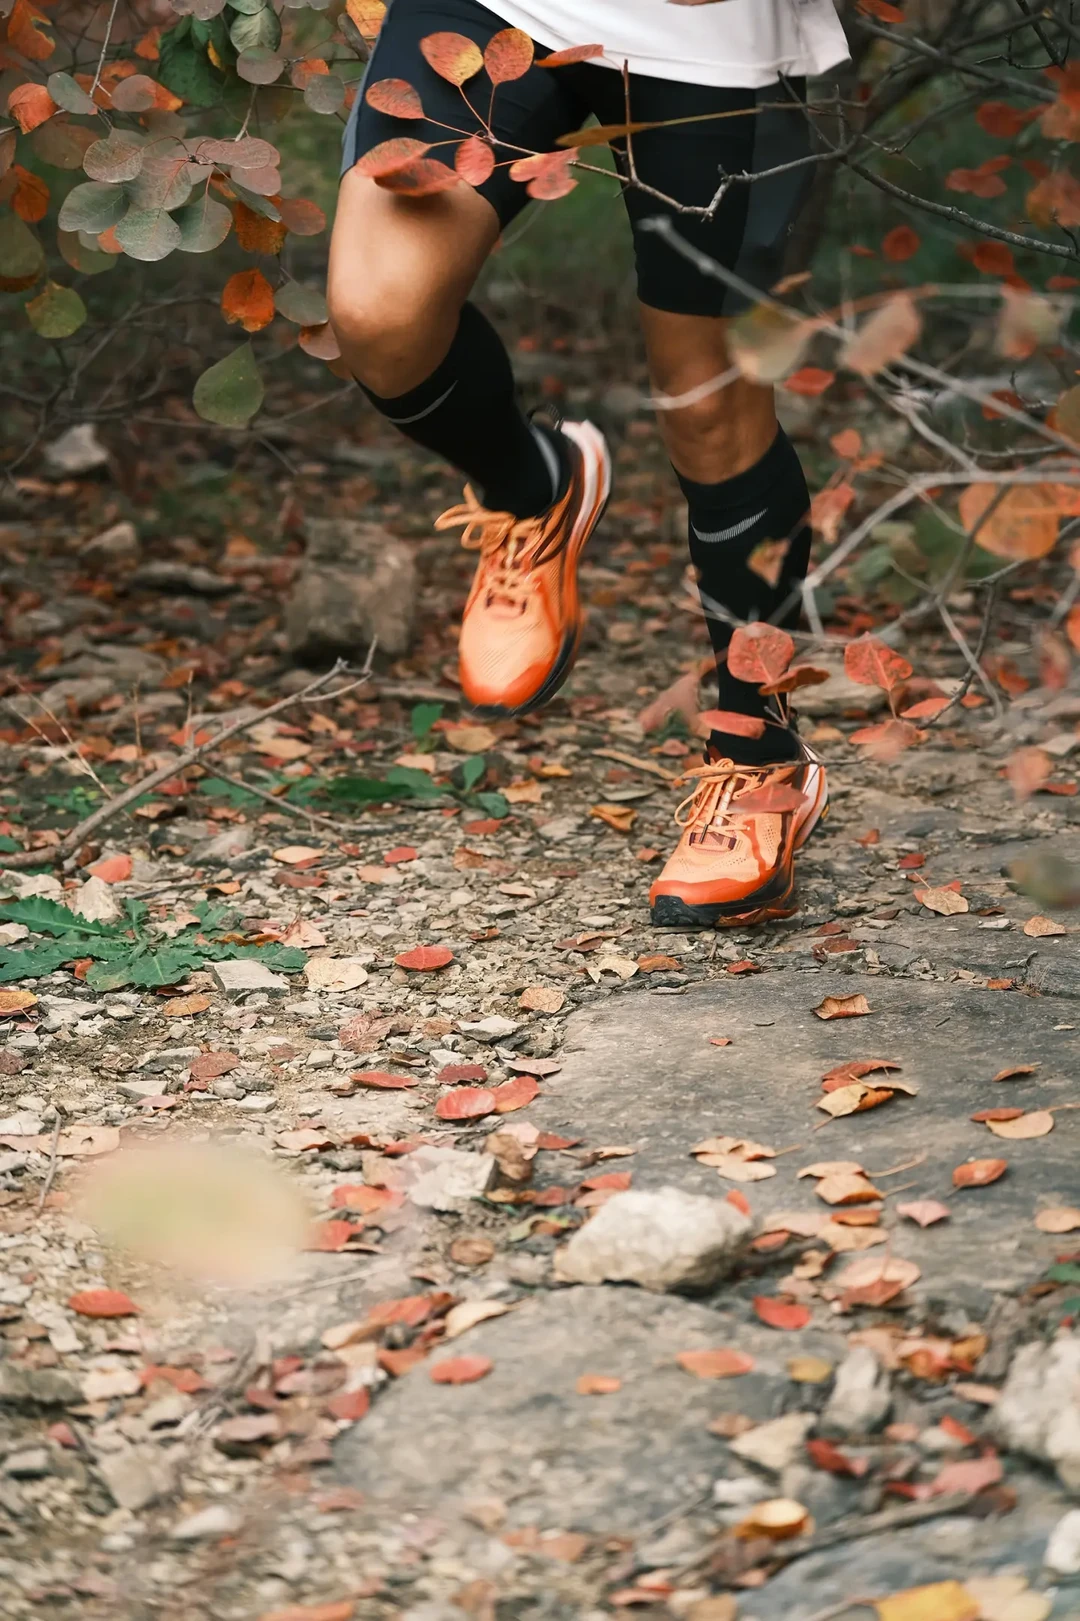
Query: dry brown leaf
896 1199 951 1227
590 803 637 833
0 989 37 1016
874 1581 978 1621
676 1348 755 1379
916 886 969 916
705 1154 777 1183
986 1110 1054 1139
815 1172 883 1205
518 985 565 1014
692 1135 775 1160
787 1355 833 1383
816 1082 896 1118
813 994 871 1020
443 1300 512 1339
1023 914 1067 937
162 992 212 1017
355 864 404 886
798 1160 865 1180
836 1254 921 1297
449 1236 495 1265
735 1497 812 1541
503 779 544 804
1035 1206 1080 1233
575 1373 621 1395
271 844 324 864
953 1158 1008 1188
445 724 498 753
993 1063 1038 1081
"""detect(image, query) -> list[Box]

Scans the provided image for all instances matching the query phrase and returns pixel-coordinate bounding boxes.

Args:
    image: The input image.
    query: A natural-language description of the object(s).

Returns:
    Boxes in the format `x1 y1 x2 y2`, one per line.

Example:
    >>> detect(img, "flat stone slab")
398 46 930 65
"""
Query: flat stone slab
338 1286 790 1532
534 973 1080 1311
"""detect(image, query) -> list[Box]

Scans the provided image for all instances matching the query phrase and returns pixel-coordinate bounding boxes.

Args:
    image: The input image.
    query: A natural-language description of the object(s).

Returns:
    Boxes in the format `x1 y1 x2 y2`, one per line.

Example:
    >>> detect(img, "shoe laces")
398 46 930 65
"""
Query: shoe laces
674 758 792 847
435 485 560 611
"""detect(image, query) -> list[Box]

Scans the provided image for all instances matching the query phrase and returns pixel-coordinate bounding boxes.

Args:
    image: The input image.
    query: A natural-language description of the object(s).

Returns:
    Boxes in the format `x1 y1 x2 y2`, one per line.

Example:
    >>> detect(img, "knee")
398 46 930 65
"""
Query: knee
326 283 443 398
660 390 776 484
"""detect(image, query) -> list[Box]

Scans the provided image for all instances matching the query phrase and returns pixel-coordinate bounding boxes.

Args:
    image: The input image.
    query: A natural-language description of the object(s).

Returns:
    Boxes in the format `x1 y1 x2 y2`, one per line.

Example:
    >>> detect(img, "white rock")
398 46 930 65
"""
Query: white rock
286 517 416 661
0 1112 44 1137
398 1145 495 1211
171 1504 242 1541
236 1094 276 1112
82 1366 141 1401
820 1346 891 1437
70 875 122 924
1045 1507 1080 1574
305 1048 335 1069
97 1445 175 1511
729 1413 816 1475
0 923 28 946
44 423 109 476
304 956 368 993
553 1186 751 1294
0 870 63 900
459 1015 519 1041
209 959 289 998
991 1334 1080 1488
81 520 139 563
712 1475 770 1507
537 815 583 842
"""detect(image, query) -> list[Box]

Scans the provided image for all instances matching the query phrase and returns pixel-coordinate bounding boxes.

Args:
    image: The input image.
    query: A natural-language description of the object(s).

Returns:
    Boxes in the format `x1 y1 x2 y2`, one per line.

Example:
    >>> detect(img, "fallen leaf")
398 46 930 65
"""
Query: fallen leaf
435 1087 496 1120
807 1437 869 1476
788 1355 833 1383
971 1108 1024 1123
450 1235 495 1265
275 1127 336 1153
88 853 132 883
590 802 637 833
162 992 212 1017
576 1373 622 1395
68 1288 139 1318
351 1071 418 1090
356 864 404 886
271 845 324 865
637 954 681 972
815 1172 883 1205
429 1355 493 1385
305 1219 361 1252
814 994 871 1020
954 1158 1008 1188
874 1581 979 1621
821 1059 901 1087
735 1497 812 1541
443 1300 512 1338
753 1297 811 1330
190 1051 240 1083
0 989 37 1016
992 1064 1038 1081
986 1110 1054 1138
676 1348 755 1379
490 1076 539 1113
836 1255 921 1309
816 1083 895 1118
396 945 454 971
1023 915 1067 937
445 724 498 752
896 1200 951 1227
305 957 369 992
930 1452 1003 1496
965 1576 1051 1621
518 985 565 1013
916 886 969 916
1035 1206 1080 1232
798 1160 865 1179
258 1601 356 1621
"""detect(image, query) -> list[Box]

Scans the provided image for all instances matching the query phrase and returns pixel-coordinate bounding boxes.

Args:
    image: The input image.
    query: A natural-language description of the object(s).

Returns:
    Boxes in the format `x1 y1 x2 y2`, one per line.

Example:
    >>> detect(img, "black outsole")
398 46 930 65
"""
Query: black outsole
649 883 797 931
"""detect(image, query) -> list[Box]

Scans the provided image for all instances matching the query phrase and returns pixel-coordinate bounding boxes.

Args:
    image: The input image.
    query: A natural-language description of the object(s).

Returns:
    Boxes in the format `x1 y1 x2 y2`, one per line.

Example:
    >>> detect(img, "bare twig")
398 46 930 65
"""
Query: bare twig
2 656 374 873
207 769 353 835
35 1114 63 1216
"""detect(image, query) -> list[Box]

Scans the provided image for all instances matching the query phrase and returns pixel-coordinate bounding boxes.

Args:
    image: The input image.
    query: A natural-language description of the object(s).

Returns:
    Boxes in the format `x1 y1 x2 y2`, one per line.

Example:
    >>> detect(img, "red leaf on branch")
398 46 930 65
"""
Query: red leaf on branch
377 158 460 196
727 622 795 686
364 78 425 118
455 135 495 186
419 31 484 85
221 268 274 332
536 44 605 67
7 83 56 134
784 366 835 396
697 709 766 739
844 635 914 692
882 224 920 261
353 137 432 179
484 27 534 83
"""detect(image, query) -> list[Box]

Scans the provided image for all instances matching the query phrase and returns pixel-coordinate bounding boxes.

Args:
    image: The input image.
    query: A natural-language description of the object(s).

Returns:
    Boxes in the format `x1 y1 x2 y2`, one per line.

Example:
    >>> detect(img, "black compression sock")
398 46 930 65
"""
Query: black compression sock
358 302 566 519
676 427 812 766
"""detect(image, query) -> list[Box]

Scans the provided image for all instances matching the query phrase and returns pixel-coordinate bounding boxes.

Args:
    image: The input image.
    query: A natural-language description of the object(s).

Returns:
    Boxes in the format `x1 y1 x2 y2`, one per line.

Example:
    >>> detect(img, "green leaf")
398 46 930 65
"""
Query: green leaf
84 960 135 991
158 17 227 108
47 70 98 115
58 181 127 235
0 213 45 282
471 791 509 818
233 944 306 972
410 702 443 742
459 756 485 792
174 194 232 254
229 3 282 53
0 837 18 854
385 765 443 797
26 281 87 340
1046 1263 1080 1286
58 229 117 276
0 944 73 983
274 281 328 326
0 897 122 940
83 131 146 183
236 46 284 84
123 947 203 989
193 343 264 428
115 206 182 263
197 776 262 807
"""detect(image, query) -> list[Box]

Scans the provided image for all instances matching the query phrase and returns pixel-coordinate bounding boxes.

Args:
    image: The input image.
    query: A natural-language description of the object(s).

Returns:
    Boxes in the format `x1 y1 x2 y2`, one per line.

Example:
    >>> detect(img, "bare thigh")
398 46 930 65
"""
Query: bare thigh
327 169 501 396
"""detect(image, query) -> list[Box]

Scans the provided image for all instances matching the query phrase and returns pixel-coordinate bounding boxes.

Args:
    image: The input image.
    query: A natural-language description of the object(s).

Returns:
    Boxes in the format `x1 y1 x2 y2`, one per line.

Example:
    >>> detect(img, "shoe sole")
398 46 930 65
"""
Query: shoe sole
467 421 612 721
649 768 830 931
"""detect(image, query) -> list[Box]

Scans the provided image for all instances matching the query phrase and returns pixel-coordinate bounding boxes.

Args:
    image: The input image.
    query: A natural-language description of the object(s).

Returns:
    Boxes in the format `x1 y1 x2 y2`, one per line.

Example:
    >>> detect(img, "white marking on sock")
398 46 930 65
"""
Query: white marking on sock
692 508 768 544
383 380 457 426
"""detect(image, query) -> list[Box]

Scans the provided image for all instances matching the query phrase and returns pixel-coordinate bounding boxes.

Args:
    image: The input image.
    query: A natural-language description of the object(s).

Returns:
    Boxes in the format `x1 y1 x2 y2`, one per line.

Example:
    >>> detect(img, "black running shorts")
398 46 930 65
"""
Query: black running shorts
341 0 815 317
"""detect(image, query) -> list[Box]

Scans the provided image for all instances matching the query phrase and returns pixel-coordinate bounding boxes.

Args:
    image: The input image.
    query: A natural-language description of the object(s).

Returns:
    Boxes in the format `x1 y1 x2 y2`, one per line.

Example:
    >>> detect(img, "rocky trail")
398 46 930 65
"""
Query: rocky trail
1 386 1079 1621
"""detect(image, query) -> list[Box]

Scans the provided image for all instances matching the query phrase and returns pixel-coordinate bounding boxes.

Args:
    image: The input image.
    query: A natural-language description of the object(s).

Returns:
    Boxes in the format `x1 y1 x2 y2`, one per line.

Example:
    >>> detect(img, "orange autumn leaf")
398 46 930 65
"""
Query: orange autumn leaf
87 853 132 883
68 1288 139 1318
221 268 275 332
882 224 920 261
753 1296 811 1331
428 1355 493 1384
675 1348 755 1379
232 200 287 255
953 1159 1008 1189
958 482 1063 561
7 81 57 133
11 163 48 222
396 945 454 970
8 0 55 61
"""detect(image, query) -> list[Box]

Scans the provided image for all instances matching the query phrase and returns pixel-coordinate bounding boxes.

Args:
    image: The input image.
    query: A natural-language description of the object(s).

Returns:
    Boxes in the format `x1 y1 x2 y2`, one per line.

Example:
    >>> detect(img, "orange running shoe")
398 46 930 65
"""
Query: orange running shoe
649 743 828 929
436 420 611 718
